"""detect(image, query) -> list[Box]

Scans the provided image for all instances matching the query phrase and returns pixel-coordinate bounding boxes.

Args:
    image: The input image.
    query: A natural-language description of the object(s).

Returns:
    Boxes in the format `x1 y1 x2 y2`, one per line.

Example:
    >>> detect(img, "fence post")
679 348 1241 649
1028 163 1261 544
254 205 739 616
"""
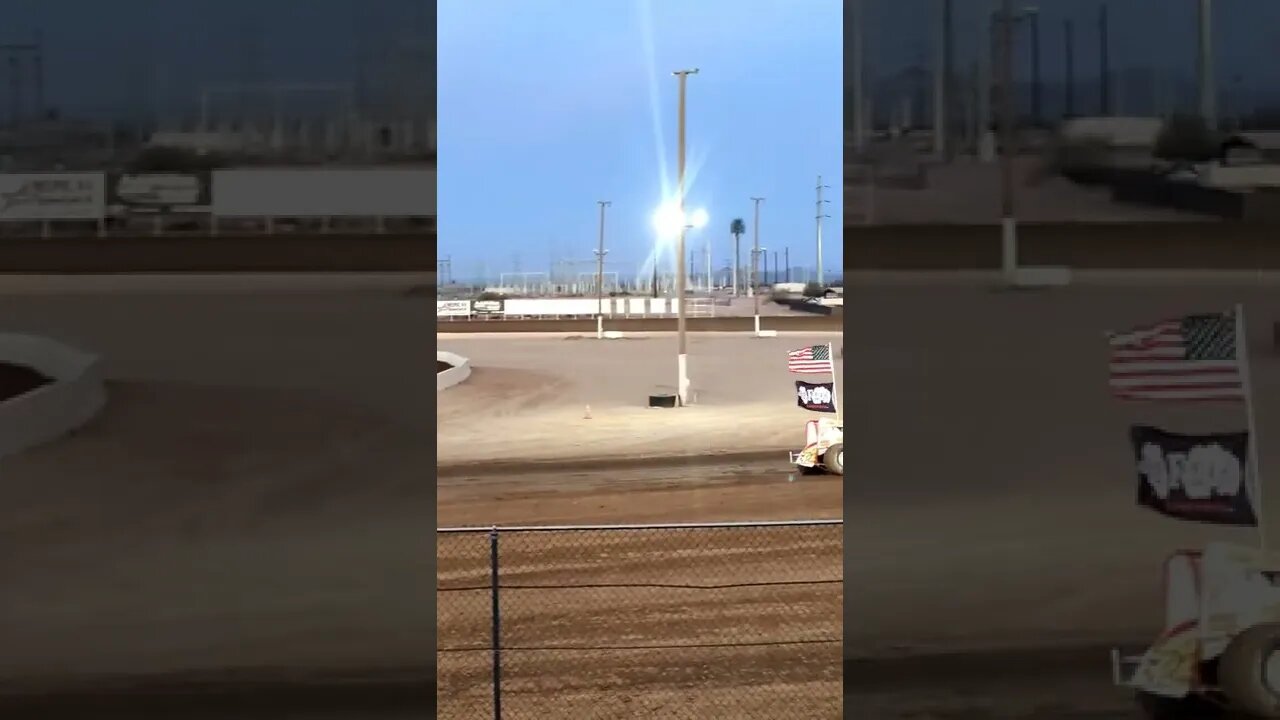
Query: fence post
490 526 503 720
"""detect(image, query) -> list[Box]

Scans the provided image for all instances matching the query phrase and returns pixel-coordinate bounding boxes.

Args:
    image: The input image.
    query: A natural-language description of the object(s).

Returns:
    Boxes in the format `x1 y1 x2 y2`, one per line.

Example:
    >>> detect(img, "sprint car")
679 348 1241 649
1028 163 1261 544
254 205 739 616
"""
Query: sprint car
789 417 843 475
1113 542 1280 717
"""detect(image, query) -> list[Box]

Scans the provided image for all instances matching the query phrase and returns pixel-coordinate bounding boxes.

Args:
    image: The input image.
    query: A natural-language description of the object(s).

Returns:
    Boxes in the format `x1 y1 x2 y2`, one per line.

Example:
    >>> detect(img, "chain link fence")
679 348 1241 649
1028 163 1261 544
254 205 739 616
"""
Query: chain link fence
438 520 842 719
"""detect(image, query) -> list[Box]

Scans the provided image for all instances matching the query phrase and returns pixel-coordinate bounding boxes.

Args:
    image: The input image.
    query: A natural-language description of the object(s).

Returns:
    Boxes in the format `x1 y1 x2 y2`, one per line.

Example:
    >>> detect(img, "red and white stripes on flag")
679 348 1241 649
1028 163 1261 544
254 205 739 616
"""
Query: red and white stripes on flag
1108 312 1244 401
787 344 834 374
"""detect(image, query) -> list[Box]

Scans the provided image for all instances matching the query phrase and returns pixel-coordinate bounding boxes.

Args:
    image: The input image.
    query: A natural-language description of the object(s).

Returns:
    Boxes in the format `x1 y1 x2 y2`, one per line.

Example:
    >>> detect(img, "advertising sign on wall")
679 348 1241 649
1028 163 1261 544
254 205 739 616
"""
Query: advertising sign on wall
108 172 211 213
436 300 472 318
0 173 106 221
212 168 436 218
473 300 504 316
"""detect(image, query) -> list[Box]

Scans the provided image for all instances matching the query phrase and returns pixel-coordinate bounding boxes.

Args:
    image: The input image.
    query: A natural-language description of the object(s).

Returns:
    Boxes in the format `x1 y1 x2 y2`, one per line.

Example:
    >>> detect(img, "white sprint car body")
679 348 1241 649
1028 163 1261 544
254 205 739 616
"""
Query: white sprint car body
789 417 844 475
1113 542 1280 717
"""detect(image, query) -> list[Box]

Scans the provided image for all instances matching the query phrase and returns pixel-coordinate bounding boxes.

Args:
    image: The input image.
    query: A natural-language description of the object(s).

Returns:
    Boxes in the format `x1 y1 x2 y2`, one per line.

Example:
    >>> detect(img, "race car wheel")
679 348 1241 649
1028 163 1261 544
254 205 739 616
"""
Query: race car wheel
823 443 844 476
1220 622 1280 718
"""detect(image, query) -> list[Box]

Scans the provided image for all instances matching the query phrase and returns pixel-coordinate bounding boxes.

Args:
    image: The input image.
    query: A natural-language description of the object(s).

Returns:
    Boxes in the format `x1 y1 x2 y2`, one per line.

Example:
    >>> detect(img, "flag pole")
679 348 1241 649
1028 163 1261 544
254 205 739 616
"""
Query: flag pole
1236 303 1266 551
828 342 841 424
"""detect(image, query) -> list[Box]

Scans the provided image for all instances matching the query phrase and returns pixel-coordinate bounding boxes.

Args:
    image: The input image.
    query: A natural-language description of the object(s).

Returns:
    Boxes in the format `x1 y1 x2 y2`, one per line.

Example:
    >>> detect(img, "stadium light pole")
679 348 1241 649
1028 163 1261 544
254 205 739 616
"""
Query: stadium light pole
851 0 866 154
998 0 1019 284
1197 0 1216 130
1028 7 1041 127
933 0 952 160
673 68 698 406
750 196 764 335
595 200 610 339
1064 18 1075 118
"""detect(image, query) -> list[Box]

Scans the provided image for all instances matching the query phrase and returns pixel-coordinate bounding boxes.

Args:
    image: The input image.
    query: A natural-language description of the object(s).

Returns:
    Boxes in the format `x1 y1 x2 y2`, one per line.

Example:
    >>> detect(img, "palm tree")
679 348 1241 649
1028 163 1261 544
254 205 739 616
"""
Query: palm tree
729 218 746 295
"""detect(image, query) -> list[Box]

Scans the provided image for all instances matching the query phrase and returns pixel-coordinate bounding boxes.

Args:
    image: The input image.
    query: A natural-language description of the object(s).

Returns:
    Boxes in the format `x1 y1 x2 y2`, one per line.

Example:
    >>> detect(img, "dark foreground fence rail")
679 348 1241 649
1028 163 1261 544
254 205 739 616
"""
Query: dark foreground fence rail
437 520 843 719
0 233 436 273
844 221 1280 270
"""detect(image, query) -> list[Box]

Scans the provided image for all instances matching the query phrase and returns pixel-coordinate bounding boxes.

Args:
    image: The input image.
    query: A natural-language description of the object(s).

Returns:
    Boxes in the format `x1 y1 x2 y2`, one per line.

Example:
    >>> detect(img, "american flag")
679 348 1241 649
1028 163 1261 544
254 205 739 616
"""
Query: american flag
787 344 834 374
1108 312 1244 401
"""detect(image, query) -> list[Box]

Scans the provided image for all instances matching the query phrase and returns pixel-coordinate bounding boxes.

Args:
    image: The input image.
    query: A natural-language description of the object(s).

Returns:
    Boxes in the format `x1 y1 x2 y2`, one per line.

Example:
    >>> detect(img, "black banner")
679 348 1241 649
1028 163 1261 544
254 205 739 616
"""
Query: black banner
108 172 211 212
795 380 837 413
1130 425 1254 526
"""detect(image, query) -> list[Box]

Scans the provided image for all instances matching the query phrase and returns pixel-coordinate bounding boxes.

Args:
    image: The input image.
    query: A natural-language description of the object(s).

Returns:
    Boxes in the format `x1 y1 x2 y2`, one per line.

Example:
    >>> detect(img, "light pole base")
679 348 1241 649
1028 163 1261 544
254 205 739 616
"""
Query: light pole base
753 315 761 336
596 315 603 339
677 353 690 406
980 132 997 163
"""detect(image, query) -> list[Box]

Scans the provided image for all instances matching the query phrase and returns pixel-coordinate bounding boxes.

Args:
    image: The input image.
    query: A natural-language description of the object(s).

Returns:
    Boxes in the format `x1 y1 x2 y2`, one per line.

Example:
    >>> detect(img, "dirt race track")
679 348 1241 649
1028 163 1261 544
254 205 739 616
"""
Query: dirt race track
0 290 435 719
439 282 1280 718
14 276 1280 718
437 458 843 719
836 283 1280 719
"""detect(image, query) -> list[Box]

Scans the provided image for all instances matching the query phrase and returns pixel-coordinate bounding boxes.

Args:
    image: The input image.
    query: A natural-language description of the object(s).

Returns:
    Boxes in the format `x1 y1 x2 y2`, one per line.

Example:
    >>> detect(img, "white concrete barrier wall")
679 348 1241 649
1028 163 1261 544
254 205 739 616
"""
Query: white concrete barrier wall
437 350 472 391
0 334 107 458
499 298 683 317
434 297 691 318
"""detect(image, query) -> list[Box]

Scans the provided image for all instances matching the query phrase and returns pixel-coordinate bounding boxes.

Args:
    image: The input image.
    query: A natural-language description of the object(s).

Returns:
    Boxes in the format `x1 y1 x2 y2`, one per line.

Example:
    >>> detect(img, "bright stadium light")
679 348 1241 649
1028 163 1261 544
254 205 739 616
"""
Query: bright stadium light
652 202 709 238
652 202 685 239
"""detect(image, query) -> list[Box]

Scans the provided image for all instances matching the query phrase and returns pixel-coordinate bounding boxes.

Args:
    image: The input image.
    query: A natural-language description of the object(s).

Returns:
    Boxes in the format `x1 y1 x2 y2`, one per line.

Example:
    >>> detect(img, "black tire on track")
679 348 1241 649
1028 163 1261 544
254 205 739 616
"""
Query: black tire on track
1220 623 1280 718
823 443 844 476
1135 690 1224 719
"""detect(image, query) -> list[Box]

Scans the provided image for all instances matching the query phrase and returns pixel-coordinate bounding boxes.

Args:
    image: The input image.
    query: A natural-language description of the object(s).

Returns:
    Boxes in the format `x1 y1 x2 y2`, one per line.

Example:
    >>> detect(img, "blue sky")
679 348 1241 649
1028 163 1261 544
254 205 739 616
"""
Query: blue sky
0 0 430 121
437 0 842 283
851 0 1280 106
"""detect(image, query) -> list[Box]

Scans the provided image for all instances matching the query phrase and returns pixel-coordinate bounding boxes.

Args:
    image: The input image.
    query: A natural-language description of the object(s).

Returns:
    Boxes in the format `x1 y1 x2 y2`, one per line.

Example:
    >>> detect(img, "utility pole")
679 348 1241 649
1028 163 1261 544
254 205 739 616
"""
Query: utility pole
4 52 19 128
595 200 610 338
1197 0 1216 130
33 30 43 121
772 251 778 285
936 0 947 158
436 255 452 285
785 247 790 283
1064 19 1075 119
747 196 757 297
704 239 712 294
851 0 866 154
750 196 764 335
1099 4 1110 116
978 5 996 162
1030 10 1041 127
673 68 698 406
815 176 831 286
999 0 1019 283
943 0 954 158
